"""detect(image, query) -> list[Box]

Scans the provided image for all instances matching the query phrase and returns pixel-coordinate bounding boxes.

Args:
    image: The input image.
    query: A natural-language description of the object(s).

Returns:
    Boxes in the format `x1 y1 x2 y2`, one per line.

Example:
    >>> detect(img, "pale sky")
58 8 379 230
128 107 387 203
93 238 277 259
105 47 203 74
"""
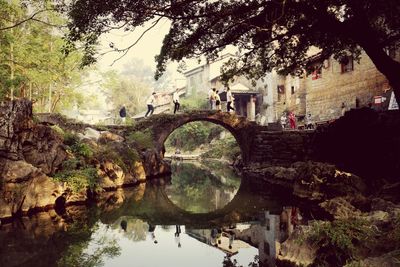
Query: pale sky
98 18 182 80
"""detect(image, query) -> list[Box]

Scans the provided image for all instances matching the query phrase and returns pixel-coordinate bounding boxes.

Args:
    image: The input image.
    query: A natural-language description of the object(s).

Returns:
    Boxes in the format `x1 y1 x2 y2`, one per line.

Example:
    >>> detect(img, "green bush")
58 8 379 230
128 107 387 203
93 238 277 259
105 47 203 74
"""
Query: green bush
300 218 374 265
61 158 81 171
71 142 94 158
62 131 94 158
201 135 241 161
127 129 154 150
306 219 373 252
63 131 80 147
95 144 141 173
54 167 99 193
51 125 65 137
166 121 222 152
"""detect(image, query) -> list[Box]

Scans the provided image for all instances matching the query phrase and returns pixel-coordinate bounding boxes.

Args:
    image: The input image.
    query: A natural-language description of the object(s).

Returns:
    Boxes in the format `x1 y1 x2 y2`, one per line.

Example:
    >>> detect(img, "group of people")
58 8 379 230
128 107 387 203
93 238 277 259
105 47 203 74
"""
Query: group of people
210 227 236 249
280 112 297 130
119 86 236 124
280 112 314 130
208 87 235 112
118 89 182 124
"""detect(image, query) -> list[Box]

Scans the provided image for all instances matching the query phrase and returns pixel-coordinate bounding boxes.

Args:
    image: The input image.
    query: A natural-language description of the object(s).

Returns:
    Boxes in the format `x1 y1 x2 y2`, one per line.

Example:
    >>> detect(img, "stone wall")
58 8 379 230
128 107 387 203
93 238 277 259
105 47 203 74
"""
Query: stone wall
305 52 390 122
251 108 400 183
250 130 313 165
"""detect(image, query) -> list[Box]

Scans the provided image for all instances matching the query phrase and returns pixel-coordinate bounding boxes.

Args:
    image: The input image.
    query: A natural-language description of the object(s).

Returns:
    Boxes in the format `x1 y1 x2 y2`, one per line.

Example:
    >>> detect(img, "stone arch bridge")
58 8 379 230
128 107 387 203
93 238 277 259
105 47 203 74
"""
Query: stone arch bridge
37 110 315 165
37 108 400 180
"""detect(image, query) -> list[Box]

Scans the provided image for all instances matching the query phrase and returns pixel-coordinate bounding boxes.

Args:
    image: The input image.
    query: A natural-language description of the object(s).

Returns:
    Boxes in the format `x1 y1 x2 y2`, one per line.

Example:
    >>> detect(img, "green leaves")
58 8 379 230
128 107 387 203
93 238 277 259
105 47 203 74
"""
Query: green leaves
66 0 400 85
0 0 88 112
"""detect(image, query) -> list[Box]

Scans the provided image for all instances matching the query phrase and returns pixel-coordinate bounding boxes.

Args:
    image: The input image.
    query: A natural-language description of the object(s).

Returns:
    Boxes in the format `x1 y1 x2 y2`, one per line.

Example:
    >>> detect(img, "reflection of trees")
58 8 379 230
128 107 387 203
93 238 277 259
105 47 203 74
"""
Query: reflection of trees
111 217 148 242
168 162 240 213
57 222 121 267
222 255 260 267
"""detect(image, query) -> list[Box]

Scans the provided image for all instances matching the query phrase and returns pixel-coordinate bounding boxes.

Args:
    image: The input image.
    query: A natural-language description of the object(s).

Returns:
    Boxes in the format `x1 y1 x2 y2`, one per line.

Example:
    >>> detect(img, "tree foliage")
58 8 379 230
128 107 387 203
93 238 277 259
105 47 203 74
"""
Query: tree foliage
101 69 151 116
65 0 400 103
0 0 90 112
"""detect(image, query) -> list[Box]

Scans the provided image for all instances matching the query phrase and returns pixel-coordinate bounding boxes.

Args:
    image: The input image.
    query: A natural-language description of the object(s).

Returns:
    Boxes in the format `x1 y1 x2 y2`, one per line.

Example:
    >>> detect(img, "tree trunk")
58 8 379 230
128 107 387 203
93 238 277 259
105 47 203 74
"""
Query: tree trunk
10 32 14 100
360 41 400 108
347 14 400 108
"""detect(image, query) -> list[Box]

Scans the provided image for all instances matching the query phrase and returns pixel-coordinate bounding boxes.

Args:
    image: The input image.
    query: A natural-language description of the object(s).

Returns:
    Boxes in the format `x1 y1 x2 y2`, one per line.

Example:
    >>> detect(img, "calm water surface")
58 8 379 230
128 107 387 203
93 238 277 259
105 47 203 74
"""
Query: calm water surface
0 161 304 267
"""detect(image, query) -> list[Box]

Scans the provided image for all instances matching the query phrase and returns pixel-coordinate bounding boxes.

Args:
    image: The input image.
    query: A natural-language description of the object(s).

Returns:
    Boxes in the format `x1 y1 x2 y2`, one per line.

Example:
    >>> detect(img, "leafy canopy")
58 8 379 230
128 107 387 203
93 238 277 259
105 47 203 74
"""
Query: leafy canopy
66 0 400 83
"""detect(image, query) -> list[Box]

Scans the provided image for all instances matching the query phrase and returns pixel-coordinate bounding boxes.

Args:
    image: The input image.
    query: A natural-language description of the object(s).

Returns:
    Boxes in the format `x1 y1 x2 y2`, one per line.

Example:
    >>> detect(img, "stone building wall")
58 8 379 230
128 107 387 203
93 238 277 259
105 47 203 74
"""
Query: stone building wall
305 51 390 122
267 73 307 123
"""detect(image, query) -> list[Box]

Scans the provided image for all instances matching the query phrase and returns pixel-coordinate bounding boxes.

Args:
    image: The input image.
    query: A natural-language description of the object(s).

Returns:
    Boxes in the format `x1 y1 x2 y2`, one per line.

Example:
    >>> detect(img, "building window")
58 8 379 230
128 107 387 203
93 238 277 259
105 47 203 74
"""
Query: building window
277 85 285 101
291 86 295 94
341 56 354 73
277 85 285 94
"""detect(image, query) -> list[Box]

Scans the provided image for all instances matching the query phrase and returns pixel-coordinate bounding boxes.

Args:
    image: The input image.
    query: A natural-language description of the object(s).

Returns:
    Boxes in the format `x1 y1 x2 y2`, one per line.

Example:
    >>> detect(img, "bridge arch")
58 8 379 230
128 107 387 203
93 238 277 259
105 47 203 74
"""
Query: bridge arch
140 111 258 163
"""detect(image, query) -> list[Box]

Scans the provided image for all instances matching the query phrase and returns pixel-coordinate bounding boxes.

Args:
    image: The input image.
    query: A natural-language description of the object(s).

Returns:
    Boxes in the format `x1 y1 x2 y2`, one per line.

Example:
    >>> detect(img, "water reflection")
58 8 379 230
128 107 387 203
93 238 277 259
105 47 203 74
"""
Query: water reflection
0 162 304 267
165 161 241 213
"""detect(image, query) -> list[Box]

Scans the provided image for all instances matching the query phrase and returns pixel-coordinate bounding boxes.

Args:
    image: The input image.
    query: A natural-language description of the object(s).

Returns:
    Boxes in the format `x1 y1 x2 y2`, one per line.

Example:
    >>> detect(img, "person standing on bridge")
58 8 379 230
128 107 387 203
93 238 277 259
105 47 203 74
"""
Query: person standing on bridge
145 92 156 117
119 104 127 124
289 111 297 129
209 88 217 110
172 89 180 114
208 88 214 109
215 89 222 111
226 87 235 112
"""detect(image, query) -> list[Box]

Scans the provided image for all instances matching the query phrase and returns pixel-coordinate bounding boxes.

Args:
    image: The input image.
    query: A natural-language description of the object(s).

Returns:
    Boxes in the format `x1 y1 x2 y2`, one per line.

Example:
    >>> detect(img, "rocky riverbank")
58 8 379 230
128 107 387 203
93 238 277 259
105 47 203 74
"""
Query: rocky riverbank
243 161 400 266
1 99 399 266
0 99 170 221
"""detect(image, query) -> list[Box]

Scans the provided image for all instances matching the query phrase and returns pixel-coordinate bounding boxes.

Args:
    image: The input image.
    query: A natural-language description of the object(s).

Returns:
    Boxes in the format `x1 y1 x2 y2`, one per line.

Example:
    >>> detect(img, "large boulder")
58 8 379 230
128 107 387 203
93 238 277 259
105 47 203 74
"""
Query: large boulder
0 160 63 219
97 159 147 190
20 124 67 175
244 161 366 202
142 148 171 177
278 226 317 266
319 197 362 219
98 131 124 143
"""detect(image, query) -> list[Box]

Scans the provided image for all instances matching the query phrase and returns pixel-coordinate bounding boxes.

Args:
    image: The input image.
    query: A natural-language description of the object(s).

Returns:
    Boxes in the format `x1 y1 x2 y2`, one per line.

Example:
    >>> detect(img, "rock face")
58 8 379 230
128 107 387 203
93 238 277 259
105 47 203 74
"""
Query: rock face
97 160 147 189
244 161 366 202
278 226 317 266
0 100 66 219
0 99 173 220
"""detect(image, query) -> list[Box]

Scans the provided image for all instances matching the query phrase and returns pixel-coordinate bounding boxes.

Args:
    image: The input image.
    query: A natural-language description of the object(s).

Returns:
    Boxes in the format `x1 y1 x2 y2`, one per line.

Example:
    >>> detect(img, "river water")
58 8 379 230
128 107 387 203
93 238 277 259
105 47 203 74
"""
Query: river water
0 161 304 267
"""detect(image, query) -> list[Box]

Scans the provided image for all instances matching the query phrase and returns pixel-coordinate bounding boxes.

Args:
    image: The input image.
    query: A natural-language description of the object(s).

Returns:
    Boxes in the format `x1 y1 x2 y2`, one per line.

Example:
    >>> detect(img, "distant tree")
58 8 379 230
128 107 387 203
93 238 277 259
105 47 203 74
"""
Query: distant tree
121 58 173 92
65 0 400 104
101 70 151 116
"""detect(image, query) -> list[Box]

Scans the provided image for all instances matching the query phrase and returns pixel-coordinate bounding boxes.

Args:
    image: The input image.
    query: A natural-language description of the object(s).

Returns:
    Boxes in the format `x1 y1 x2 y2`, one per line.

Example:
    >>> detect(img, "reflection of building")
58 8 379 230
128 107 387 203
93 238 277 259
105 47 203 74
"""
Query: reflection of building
185 207 301 266
186 228 251 256
233 207 299 266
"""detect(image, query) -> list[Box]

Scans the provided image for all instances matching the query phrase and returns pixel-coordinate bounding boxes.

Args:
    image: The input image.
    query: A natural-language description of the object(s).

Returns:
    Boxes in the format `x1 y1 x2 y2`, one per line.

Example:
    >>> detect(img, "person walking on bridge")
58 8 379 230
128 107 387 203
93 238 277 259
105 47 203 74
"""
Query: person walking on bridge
119 104 127 124
173 89 180 114
145 92 156 117
226 87 235 112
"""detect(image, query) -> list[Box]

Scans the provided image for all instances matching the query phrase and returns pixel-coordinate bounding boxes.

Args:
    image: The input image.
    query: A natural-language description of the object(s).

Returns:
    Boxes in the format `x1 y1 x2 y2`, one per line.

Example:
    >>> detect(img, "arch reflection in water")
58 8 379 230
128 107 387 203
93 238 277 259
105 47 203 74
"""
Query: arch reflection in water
165 161 241 213
0 181 305 267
